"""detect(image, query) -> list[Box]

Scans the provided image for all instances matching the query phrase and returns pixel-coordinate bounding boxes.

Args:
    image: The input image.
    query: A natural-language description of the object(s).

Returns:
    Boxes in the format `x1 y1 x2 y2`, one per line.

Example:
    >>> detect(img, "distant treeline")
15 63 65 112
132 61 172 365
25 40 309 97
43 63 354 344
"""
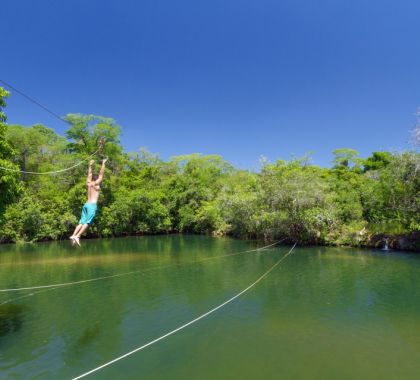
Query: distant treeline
0 88 419 248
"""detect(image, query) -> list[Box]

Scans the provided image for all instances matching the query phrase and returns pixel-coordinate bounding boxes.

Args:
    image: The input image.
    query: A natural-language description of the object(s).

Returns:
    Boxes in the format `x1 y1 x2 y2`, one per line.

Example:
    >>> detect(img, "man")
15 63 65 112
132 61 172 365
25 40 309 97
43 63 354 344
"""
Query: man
70 157 107 246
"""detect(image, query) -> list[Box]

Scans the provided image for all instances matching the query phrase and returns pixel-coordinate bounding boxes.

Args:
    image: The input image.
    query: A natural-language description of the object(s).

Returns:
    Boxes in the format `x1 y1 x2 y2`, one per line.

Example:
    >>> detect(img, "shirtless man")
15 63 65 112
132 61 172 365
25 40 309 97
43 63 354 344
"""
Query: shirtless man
70 158 107 246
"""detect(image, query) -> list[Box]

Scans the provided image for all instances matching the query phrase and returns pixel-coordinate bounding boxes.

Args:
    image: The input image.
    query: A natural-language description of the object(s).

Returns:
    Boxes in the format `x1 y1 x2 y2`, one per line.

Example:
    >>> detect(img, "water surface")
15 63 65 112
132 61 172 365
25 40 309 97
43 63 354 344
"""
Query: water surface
0 236 419 379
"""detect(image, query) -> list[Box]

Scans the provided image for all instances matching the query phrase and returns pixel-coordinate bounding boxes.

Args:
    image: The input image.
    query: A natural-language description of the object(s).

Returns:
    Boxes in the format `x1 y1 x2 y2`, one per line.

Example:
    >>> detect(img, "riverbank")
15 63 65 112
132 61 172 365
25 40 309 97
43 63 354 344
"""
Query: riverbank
1 230 419 252
276 231 420 252
365 231 420 252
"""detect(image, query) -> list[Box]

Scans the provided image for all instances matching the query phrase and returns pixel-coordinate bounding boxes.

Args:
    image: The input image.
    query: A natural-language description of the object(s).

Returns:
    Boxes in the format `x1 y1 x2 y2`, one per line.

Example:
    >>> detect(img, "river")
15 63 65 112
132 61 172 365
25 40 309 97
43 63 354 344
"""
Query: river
0 235 419 379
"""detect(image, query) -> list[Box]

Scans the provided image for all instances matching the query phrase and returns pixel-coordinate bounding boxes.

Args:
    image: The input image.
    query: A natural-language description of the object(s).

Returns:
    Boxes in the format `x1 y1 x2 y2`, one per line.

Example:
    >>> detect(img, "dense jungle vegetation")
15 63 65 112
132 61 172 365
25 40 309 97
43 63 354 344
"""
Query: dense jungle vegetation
0 88 419 247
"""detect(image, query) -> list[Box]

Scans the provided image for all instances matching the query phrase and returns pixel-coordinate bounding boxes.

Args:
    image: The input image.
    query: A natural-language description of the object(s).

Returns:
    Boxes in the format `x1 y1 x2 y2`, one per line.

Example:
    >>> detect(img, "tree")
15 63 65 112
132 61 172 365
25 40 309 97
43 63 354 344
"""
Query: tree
363 151 392 172
332 148 362 170
165 154 232 232
0 87 21 217
0 95 418 245
64 113 122 156
6 124 66 181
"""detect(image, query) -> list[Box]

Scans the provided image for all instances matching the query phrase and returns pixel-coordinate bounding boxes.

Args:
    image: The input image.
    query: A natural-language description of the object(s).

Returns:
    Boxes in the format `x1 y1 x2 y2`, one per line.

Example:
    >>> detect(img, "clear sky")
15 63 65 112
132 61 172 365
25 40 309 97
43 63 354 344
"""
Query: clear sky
2 0 419 168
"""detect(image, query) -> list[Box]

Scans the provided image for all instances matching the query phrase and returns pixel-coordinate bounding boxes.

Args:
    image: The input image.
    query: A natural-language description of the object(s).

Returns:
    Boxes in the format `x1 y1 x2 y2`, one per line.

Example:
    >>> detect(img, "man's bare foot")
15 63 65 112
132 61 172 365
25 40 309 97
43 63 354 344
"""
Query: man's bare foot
70 236 76 246
73 236 81 247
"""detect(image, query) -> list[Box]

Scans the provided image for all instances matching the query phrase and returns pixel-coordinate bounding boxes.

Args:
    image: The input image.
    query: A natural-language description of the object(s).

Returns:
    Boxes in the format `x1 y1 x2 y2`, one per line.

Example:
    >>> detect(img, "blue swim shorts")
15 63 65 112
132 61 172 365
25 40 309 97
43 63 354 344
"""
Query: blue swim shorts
79 202 98 225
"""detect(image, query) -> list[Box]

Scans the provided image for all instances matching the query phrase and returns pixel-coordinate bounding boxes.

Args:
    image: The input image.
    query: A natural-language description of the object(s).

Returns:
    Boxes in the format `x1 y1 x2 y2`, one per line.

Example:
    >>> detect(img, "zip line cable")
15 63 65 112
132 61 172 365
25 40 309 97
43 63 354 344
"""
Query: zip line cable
0 80 107 174
0 142 106 175
72 243 297 380
0 149 100 175
0 79 70 125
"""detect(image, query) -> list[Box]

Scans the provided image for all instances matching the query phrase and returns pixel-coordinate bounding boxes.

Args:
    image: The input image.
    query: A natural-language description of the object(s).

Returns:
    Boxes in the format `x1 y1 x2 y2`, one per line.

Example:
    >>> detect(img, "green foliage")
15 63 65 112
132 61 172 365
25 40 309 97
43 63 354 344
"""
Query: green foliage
362 152 419 229
99 189 171 236
329 166 364 223
363 151 392 172
1 194 76 243
333 148 362 170
254 159 336 242
0 87 9 125
0 107 418 245
165 154 232 232
0 88 21 218
6 124 67 180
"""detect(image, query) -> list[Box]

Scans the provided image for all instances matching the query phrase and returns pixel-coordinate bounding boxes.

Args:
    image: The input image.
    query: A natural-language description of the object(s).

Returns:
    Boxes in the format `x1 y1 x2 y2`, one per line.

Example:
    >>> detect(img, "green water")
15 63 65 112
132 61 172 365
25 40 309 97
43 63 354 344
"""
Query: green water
0 236 419 379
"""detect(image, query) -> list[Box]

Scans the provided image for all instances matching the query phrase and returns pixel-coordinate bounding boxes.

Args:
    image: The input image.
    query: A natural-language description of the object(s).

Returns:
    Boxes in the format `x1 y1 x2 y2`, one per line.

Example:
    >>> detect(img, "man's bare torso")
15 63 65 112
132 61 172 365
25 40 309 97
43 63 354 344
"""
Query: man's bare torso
87 181 101 203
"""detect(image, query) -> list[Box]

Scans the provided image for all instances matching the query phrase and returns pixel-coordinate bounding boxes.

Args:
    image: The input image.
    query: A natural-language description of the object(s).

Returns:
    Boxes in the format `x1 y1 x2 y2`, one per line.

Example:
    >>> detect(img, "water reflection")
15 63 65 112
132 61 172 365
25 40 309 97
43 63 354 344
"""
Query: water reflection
0 237 419 380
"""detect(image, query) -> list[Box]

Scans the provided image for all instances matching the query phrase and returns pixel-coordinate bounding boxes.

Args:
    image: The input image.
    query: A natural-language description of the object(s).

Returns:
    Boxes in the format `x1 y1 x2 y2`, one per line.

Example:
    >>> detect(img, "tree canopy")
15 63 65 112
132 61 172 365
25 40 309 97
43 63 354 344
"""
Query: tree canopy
0 87 418 246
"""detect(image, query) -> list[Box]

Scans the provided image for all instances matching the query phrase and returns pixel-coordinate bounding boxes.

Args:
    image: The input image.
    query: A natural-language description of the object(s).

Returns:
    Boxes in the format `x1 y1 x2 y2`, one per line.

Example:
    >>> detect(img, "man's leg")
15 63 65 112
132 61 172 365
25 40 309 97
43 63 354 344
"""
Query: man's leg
70 224 84 245
76 224 90 237
73 224 90 246
71 224 83 238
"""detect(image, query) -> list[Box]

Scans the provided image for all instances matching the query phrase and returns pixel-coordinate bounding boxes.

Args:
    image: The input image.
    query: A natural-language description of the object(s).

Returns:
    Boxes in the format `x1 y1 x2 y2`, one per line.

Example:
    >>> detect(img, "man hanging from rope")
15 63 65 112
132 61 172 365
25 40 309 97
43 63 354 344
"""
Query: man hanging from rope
70 157 107 246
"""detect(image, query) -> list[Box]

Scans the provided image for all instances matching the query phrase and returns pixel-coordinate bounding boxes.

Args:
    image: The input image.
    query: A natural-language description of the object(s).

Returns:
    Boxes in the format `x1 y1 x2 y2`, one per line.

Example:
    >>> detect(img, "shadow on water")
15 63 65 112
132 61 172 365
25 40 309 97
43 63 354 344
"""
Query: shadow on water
74 323 101 348
0 304 25 337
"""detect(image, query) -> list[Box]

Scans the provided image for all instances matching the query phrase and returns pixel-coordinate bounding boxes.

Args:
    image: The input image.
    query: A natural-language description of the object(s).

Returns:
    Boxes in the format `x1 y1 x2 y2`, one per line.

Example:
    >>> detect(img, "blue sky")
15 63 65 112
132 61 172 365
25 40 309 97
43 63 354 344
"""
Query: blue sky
2 0 419 168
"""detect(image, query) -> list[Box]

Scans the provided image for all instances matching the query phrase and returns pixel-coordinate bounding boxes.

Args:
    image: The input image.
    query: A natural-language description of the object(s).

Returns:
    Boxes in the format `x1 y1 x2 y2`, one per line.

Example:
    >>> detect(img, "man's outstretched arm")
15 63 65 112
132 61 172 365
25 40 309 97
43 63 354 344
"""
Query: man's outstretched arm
95 158 108 185
87 160 94 184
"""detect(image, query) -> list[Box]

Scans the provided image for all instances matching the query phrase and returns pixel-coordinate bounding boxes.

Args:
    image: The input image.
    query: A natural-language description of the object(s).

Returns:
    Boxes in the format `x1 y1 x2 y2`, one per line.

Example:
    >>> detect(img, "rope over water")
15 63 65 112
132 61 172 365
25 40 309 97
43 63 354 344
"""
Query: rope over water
71 243 296 380
0 239 284 293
